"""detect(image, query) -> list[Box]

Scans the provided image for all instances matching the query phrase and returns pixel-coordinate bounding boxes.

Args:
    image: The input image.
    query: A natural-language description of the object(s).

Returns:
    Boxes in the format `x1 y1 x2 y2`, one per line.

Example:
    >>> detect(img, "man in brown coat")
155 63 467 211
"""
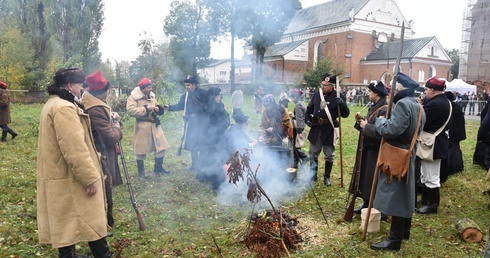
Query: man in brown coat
0 81 18 142
127 78 170 177
81 70 123 230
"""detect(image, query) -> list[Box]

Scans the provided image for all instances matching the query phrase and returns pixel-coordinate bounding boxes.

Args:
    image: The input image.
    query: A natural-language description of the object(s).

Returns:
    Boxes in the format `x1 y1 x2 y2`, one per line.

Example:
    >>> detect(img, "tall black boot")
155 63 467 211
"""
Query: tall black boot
403 217 412 240
324 161 333 186
1 130 7 142
8 128 17 140
136 160 147 178
88 237 112 258
154 157 170 174
416 187 439 214
58 245 76 258
310 158 318 181
371 216 404 251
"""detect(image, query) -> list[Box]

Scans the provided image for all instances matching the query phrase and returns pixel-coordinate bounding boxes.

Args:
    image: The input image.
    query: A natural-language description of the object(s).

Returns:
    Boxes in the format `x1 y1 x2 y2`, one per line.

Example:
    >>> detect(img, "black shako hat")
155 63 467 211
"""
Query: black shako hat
184 75 200 84
323 73 337 84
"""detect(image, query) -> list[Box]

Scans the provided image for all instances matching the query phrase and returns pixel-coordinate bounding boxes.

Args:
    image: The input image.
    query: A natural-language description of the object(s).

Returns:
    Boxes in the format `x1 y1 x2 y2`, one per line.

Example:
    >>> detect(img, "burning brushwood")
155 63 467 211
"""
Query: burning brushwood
225 148 303 258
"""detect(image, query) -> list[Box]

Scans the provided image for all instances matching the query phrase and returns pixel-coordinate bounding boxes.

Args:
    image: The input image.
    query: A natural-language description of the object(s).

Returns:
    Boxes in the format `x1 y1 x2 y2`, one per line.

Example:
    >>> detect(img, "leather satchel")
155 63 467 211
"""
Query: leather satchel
377 106 423 183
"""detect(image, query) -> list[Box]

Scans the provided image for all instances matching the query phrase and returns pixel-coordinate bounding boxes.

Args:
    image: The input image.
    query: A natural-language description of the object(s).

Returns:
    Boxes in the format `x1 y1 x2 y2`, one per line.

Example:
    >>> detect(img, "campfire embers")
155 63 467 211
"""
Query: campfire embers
245 209 303 258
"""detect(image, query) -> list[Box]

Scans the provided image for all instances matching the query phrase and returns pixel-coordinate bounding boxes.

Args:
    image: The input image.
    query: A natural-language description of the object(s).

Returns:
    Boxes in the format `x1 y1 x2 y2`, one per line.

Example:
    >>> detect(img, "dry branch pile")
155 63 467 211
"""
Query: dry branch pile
245 210 303 258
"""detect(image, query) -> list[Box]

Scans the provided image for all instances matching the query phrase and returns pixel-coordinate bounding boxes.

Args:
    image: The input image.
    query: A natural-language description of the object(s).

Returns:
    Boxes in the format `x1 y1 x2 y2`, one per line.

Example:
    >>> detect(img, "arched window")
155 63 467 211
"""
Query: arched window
313 40 323 67
428 65 436 78
380 71 388 85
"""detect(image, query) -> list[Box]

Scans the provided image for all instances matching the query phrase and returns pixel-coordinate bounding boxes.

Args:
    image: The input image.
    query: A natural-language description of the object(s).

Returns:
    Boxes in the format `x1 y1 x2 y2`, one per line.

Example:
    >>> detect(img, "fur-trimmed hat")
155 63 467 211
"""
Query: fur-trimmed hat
85 70 110 94
425 77 446 91
368 81 388 97
0 81 8 89
323 73 337 84
138 78 152 89
184 75 200 85
396 72 419 90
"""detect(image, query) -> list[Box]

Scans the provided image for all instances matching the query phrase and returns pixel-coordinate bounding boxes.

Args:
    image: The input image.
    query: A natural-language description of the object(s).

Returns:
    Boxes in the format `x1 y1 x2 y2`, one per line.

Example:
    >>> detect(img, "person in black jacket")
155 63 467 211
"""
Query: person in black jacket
441 91 466 182
164 75 208 171
305 73 350 186
198 87 230 189
354 81 388 213
416 77 452 215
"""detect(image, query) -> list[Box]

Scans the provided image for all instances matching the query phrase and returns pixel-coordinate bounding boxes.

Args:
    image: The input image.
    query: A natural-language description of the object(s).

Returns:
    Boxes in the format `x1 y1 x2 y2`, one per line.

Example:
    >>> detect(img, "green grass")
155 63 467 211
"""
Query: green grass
0 95 488 257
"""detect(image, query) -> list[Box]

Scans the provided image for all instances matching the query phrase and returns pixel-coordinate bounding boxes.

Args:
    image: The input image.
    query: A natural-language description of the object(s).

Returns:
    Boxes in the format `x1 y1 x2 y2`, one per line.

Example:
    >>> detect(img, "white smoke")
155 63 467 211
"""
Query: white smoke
215 145 312 209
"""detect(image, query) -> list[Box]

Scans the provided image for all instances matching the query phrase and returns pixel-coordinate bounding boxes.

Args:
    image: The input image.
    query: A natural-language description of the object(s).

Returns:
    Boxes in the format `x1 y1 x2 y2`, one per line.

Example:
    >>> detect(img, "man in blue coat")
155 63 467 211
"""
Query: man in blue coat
305 74 350 186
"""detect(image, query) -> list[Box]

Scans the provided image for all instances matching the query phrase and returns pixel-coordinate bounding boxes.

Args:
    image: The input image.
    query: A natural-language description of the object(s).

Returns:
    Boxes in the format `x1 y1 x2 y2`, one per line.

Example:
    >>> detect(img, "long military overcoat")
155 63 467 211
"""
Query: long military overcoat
37 95 107 248
373 96 426 218
126 87 169 155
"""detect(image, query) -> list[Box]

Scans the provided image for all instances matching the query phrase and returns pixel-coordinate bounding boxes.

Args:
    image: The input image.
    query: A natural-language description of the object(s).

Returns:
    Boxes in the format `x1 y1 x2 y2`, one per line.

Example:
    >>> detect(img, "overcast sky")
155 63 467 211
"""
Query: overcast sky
99 0 467 62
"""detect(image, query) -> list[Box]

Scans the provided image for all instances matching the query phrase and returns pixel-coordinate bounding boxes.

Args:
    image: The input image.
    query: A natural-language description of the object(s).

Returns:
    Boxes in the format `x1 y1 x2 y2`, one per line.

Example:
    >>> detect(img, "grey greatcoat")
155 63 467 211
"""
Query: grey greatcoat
373 96 426 218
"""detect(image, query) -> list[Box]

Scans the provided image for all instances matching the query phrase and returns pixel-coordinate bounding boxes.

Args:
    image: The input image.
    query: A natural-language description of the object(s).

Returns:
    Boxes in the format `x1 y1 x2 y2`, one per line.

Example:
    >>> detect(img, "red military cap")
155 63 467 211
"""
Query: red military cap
85 70 109 93
0 81 8 89
138 78 152 89
425 77 446 91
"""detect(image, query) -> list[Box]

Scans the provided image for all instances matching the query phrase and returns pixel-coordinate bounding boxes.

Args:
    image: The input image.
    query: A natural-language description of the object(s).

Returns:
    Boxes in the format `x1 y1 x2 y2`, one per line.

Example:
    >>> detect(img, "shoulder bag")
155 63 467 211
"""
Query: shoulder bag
415 100 452 161
377 105 423 183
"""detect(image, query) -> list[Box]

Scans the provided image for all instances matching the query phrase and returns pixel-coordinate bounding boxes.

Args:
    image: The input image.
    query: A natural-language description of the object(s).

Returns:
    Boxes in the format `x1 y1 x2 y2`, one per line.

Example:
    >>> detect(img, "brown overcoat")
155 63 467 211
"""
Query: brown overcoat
37 95 107 248
81 92 123 186
0 88 11 125
126 87 169 154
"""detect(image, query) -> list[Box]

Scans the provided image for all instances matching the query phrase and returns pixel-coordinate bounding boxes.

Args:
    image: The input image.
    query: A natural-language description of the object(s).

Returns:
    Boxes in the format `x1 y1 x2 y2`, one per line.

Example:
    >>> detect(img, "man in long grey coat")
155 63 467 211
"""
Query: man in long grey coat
370 73 426 251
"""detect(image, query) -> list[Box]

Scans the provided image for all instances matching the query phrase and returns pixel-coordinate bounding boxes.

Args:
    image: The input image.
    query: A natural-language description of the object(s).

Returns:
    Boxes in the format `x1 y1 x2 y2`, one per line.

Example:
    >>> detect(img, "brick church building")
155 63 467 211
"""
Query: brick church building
257 0 453 87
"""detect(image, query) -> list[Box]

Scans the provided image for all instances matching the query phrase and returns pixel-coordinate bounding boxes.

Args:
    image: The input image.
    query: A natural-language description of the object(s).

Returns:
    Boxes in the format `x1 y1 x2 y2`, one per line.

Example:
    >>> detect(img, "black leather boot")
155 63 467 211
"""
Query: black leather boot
8 128 17 140
416 187 439 214
370 216 404 251
354 199 368 214
88 237 112 258
58 245 76 258
403 217 412 240
324 161 333 186
154 157 170 174
1 130 7 142
136 160 147 178
310 158 318 181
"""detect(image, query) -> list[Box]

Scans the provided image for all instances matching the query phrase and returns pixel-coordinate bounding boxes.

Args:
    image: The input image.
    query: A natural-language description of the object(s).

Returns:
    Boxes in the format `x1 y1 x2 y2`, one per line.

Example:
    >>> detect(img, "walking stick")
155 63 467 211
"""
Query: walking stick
118 141 146 231
336 79 344 187
362 22 405 241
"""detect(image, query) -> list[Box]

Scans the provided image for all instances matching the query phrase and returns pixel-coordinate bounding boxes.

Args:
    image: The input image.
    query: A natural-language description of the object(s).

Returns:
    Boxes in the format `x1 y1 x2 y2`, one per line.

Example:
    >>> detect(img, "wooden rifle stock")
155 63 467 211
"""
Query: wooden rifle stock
118 141 146 231
344 131 364 221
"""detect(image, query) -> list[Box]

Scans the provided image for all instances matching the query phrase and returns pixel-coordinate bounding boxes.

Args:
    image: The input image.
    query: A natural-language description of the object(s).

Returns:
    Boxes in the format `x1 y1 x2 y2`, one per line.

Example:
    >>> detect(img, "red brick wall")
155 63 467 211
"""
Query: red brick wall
263 31 451 85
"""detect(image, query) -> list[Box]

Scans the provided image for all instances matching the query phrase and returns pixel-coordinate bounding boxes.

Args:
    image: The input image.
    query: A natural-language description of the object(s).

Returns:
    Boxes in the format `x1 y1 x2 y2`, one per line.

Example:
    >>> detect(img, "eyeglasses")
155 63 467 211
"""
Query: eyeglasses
321 83 331 87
